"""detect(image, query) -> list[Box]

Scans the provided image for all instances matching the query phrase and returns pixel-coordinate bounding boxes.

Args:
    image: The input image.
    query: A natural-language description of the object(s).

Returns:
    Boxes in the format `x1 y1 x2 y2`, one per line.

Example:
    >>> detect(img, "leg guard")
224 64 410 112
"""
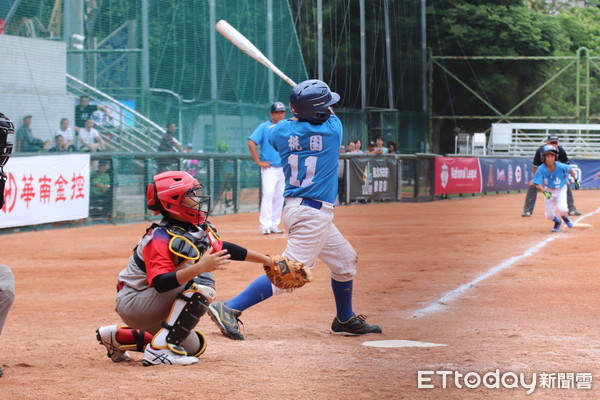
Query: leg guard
152 284 215 355
188 329 207 357
116 327 153 352
97 325 153 362
193 272 216 290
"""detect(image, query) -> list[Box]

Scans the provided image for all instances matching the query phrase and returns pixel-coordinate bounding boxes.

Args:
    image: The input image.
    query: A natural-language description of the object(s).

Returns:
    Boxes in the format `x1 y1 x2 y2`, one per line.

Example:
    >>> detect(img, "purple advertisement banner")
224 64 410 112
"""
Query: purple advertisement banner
479 157 532 192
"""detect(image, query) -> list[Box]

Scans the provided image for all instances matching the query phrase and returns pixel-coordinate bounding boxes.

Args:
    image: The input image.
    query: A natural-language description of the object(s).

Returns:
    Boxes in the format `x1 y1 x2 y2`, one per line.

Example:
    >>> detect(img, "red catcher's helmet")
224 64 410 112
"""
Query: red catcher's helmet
146 171 210 225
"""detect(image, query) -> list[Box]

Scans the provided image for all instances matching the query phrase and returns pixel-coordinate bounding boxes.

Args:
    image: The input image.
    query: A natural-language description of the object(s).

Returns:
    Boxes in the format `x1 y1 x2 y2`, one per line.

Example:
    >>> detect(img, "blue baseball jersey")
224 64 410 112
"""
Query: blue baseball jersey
533 162 571 189
268 114 343 203
248 120 282 167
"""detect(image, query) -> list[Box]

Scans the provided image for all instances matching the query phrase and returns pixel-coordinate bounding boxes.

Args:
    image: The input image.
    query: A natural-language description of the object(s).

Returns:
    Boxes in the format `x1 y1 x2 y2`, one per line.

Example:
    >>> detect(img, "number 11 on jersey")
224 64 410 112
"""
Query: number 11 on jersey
288 154 317 188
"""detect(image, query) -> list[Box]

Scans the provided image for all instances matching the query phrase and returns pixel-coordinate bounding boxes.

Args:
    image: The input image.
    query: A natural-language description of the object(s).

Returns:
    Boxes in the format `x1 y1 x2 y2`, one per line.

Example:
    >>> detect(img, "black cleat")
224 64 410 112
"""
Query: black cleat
561 216 573 228
552 218 563 232
331 314 382 336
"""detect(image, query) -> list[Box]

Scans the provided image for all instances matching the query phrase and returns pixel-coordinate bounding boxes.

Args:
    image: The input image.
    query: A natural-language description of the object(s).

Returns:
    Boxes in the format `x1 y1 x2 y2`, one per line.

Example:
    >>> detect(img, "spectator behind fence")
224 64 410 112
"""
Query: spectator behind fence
374 137 388 154
156 122 184 172
49 134 74 152
158 122 185 152
89 160 112 218
354 139 364 153
53 118 75 149
16 115 50 153
387 141 398 154
75 95 107 131
338 147 346 204
183 143 199 177
347 141 356 153
79 119 105 152
367 140 377 154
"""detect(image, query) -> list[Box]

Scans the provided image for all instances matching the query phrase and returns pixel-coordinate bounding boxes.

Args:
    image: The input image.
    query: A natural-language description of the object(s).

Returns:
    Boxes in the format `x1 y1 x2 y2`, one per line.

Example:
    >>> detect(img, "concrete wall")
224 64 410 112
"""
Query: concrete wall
0 34 74 147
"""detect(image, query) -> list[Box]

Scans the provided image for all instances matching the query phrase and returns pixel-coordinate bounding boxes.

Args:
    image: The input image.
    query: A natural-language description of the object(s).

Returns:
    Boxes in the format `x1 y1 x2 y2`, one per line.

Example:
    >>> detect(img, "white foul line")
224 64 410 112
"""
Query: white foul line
413 208 599 318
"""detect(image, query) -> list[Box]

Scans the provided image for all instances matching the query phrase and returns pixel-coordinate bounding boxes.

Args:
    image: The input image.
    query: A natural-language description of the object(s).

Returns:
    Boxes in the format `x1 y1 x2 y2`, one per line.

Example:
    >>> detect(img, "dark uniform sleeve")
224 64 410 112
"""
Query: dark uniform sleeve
532 146 543 167
557 146 569 164
222 241 248 261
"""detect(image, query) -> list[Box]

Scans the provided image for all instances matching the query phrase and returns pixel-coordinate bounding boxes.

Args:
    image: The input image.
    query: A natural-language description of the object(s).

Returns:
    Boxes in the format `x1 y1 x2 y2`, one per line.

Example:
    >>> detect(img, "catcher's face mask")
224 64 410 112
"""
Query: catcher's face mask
180 184 210 225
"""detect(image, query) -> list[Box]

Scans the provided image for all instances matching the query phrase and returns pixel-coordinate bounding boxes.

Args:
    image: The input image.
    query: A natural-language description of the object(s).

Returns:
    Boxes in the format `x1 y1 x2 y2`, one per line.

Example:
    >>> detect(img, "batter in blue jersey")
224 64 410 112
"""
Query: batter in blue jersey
268 114 342 204
208 80 382 339
532 145 579 232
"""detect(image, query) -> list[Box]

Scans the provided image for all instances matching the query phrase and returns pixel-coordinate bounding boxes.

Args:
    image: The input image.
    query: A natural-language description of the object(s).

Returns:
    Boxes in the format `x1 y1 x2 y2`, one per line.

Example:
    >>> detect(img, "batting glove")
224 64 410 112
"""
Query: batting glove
574 180 580 190
543 191 552 200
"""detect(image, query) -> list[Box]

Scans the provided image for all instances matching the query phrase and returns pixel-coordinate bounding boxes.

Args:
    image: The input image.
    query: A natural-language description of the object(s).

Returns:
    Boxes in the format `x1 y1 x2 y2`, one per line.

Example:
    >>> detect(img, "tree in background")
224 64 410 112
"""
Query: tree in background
427 0 600 153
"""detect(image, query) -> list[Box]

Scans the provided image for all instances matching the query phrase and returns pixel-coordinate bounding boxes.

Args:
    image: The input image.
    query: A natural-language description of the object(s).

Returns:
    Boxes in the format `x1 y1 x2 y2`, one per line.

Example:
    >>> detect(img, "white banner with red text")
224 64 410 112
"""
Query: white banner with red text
1 154 90 228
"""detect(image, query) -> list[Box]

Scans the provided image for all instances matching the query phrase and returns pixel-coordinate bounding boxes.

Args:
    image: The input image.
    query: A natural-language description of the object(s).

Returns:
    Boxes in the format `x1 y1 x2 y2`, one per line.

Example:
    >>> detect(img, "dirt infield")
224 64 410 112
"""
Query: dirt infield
0 190 599 399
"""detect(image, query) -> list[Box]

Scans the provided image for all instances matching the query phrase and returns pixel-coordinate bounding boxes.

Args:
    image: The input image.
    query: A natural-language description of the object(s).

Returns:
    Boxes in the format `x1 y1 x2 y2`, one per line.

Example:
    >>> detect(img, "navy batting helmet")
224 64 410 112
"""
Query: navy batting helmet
289 79 340 124
270 102 286 113
540 144 558 163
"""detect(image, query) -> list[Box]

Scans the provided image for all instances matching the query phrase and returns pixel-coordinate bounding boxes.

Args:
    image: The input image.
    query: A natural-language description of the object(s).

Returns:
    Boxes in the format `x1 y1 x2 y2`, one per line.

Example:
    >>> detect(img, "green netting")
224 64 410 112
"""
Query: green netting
144 0 310 146
85 153 260 223
6 0 427 153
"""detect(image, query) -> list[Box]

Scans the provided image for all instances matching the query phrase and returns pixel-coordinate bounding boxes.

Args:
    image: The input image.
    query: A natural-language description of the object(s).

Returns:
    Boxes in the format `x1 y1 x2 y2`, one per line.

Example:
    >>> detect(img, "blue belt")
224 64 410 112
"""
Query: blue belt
300 198 323 210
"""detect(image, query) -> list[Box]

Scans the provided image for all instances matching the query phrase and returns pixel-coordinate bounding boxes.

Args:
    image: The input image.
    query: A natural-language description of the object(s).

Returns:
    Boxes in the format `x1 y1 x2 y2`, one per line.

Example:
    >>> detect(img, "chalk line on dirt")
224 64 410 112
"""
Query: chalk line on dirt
362 340 447 348
412 208 599 318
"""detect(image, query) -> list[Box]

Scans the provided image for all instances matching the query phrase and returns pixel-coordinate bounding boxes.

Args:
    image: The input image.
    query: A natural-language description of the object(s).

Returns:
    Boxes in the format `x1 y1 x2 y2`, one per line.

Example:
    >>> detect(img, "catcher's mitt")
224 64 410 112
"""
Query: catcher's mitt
264 255 313 289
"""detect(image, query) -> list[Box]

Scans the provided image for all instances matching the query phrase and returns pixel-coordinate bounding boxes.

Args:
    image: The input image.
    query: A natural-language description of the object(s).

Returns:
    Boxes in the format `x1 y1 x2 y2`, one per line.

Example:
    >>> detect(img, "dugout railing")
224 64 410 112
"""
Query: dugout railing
0 152 434 233
86 152 434 222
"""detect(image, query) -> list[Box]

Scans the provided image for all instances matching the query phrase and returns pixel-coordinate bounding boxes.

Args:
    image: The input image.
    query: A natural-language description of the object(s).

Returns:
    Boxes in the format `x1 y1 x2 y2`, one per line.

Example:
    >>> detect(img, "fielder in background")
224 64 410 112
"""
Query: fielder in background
248 102 286 235
209 79 382 339
0 112 16 378
522 134 581 217
533 145 579 232
96 171 284 366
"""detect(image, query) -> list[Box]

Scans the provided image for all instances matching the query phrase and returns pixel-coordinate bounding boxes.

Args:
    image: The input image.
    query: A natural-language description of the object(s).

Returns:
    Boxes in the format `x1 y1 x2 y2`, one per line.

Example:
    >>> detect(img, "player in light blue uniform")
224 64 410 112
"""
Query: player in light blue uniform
209 80 382 339
533 145 579 232
248 102 286 235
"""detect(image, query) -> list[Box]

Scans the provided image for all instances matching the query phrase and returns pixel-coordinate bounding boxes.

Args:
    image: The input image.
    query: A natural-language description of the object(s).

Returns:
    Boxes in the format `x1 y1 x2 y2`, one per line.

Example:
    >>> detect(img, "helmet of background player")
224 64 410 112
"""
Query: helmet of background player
270 102 286 113
146 171 210 225
0 112 15 209
289 79 340 124
540 144 559 164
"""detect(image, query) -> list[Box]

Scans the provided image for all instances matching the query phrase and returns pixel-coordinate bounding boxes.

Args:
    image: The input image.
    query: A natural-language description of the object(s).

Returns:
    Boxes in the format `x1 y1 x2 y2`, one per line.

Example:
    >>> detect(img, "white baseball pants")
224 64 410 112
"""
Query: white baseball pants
544 185 568 220
281 198 357 283
259 166 285 231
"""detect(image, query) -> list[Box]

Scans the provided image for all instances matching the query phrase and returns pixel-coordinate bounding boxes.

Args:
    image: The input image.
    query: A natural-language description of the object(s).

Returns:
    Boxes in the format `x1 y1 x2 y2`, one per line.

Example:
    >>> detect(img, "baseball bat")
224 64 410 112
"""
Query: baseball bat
215 20 297 88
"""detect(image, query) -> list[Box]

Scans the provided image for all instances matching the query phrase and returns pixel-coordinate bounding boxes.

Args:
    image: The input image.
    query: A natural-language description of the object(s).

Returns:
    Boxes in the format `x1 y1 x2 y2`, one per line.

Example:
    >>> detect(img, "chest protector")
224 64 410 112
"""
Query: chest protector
166 225 210 261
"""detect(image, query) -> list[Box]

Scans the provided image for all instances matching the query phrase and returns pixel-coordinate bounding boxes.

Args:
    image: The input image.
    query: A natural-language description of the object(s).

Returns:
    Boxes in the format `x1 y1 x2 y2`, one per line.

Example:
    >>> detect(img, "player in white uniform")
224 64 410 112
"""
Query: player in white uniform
209 79 382 339
0 113 16 378
532 145 579 232
248 102 286 235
